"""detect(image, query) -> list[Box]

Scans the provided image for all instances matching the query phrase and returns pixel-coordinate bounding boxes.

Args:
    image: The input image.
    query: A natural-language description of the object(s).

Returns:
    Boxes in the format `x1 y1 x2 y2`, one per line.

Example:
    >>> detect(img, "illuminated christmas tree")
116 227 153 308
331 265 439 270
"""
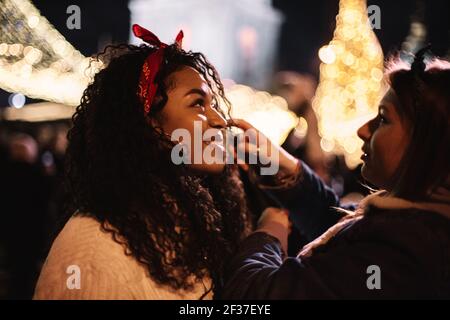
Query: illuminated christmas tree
313 0 384 168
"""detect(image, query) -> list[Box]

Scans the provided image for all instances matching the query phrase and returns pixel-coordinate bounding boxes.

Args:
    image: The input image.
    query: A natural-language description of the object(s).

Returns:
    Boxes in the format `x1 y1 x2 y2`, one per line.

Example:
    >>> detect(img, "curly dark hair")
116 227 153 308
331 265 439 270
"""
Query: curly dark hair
65 43 252 298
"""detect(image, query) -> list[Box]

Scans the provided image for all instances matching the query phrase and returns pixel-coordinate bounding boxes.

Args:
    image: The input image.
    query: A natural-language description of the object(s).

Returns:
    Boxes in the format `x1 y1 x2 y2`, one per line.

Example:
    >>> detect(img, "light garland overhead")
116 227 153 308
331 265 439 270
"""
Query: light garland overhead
0 0 102 106
313 0 384 168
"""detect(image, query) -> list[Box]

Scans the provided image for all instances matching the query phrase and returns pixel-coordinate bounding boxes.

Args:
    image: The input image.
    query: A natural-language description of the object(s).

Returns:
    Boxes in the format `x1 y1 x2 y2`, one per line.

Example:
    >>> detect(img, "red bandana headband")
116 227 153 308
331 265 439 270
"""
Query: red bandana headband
132 24 183 115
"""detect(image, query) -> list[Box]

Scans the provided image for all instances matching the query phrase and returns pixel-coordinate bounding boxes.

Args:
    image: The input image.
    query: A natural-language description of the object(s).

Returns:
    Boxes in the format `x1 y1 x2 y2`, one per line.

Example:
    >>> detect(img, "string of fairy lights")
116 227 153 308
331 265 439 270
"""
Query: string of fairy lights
0 0 102 106
314 0 384 168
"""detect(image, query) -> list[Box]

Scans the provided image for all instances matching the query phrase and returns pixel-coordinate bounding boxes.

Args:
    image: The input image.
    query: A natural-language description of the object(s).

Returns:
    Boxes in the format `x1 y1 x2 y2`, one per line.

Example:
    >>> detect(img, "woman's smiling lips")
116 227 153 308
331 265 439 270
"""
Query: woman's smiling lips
361 146 370 161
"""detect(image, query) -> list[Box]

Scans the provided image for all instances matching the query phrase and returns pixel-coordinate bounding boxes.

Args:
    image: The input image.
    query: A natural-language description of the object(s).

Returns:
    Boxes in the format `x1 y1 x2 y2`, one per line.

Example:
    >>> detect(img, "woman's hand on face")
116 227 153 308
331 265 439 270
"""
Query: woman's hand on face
256 207 290 254
228 118 300 178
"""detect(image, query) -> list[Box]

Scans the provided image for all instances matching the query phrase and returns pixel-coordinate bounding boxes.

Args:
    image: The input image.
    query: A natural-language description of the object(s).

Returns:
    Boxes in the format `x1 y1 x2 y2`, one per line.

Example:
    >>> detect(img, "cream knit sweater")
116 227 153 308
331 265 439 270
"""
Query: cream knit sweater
33 215 212 300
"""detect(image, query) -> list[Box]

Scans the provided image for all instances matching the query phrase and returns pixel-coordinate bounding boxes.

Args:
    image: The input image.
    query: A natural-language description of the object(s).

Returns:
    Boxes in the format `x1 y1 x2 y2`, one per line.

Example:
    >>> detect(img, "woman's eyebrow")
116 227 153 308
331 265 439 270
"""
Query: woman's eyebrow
379 104 390 114
184 88 207 97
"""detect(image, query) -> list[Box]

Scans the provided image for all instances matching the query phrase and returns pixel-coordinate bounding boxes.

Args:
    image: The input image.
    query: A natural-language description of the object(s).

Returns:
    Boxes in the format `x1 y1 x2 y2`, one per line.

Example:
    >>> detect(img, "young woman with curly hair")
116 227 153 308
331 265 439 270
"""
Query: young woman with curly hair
34 25 252 300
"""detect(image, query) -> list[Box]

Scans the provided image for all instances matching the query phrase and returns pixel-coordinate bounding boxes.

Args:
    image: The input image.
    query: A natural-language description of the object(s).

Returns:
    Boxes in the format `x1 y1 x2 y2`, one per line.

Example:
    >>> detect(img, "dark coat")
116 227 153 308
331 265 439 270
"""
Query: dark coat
221 162 450 299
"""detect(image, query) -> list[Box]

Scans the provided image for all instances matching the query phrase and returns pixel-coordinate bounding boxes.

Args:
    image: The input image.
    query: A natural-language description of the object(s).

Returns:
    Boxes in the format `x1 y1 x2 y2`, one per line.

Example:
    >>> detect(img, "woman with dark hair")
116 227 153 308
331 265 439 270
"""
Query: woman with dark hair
222 48 450 299
33 25 252 300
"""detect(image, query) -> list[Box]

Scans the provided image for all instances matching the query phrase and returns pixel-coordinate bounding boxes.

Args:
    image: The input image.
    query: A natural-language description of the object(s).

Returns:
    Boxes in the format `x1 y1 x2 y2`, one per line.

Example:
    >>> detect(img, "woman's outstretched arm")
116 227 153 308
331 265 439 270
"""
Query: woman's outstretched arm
265 160 354 241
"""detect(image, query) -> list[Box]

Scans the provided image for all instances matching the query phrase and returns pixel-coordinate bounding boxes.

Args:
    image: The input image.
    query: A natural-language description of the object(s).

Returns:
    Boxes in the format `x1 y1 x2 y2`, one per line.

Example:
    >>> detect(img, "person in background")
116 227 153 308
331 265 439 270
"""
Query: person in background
0 133 48 299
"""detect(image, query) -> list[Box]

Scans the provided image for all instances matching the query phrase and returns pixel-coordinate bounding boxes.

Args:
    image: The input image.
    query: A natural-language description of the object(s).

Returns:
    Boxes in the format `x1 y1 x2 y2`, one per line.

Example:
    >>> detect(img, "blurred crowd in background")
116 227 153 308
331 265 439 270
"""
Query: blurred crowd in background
0 121 69 298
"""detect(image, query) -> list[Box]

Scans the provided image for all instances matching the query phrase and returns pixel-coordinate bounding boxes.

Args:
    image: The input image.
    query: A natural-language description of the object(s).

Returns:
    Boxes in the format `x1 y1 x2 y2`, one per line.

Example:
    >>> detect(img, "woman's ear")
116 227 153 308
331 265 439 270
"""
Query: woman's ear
147 114 164 134
149 117 160 129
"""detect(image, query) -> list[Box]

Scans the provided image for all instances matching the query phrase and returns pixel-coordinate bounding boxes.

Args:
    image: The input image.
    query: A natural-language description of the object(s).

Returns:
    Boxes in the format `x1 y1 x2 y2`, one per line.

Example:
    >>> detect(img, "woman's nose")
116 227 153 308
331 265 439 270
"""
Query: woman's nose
206 106 227 129
357 120 371 142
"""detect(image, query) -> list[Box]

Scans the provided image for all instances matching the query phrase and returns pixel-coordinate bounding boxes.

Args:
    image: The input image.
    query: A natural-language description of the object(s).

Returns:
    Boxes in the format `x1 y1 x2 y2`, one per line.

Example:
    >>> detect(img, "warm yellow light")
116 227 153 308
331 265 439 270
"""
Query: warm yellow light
314 0 384 168
323 64 339 78
224 84 297 146
0 0 100 106
370 67 383 82
343 52 356 66
320 138 335 153
27 15 40 29
9 43 23 56
0 43 9 55
319 46 337 64
293 117 308 139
